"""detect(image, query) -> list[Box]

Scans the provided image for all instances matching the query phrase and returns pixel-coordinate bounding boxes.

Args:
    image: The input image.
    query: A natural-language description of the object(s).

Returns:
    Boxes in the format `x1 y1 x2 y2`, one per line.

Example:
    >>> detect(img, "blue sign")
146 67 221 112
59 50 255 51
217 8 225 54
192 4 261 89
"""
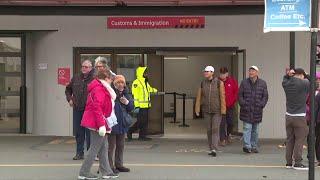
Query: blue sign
264 0 311 32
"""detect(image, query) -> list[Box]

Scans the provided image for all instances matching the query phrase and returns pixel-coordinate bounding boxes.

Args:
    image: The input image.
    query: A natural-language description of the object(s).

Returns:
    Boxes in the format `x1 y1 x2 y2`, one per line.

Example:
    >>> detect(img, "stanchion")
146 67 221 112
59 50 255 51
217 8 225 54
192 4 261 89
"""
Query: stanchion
179 93 189 127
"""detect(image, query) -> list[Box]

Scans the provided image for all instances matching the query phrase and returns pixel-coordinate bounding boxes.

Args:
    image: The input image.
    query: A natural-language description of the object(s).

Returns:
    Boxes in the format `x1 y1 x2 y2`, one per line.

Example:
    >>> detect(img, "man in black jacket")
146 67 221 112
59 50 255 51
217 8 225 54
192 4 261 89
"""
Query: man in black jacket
238 66 268 154
65 60 94 160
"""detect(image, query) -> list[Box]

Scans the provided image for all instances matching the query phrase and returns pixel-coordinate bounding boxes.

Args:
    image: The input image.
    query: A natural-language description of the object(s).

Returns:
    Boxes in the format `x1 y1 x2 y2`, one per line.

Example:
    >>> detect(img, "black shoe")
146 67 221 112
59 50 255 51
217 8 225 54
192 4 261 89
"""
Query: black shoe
102 173 119 179
243 147 251 153
251 148 259 153
117 166 130 172
293 163 308 170
78 173 98 180
127 132 133 141
285 164 293 169
73 154 84 160
138 137 152 141
112 168 120 174
208 150 217 157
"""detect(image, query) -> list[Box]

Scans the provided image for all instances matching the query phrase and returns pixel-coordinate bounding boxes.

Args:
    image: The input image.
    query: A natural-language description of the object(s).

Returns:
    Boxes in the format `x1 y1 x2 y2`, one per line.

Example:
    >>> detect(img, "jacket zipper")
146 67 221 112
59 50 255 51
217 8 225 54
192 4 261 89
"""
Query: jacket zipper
208 81 212 113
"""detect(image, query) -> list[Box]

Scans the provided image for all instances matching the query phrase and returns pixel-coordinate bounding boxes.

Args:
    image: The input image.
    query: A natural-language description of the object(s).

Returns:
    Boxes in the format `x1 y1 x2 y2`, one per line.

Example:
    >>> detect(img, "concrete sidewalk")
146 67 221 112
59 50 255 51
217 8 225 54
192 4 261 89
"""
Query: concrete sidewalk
0 135 319 180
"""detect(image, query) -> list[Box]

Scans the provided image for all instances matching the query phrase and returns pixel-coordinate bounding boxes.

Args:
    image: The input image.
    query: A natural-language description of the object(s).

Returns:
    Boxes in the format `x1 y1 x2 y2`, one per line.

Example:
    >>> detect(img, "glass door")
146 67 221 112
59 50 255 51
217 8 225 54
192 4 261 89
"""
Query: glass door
0 37 22 133
235 49 246 133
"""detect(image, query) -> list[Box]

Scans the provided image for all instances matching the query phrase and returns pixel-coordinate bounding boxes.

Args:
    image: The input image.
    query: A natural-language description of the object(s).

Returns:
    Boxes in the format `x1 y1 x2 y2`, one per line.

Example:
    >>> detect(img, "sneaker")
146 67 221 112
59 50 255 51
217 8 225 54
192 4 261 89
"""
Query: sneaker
73 154 84 160
285 164 293 169
208 150 217 157
293 163 308 170
78 173 98 180
102 173 119 179
116 166 130 172
251 148 259 153
138 137 152 141
243 147 251 153
112 168 120 174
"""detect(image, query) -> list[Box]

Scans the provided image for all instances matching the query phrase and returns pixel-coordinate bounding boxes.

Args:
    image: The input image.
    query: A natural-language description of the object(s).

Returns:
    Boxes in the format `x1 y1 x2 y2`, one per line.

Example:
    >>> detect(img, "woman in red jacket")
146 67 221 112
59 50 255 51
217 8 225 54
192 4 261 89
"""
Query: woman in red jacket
219 67 239 146
78 70 119 180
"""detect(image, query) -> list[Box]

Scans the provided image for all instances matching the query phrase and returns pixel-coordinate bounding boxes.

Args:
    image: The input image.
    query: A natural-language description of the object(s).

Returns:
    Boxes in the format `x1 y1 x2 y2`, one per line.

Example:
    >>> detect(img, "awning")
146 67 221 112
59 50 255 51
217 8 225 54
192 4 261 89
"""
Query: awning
0 0 264 6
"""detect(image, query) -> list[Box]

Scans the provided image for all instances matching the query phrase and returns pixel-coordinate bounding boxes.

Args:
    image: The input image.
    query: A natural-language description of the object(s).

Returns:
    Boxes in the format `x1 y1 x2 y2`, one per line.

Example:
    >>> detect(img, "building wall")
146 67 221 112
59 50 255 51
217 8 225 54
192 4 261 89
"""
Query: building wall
0 15 311 138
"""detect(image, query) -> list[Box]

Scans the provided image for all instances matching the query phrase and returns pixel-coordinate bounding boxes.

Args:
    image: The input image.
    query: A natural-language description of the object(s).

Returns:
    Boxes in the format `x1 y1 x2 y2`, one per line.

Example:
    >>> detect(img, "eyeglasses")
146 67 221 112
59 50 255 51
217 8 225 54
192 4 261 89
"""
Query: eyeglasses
95 66 105 68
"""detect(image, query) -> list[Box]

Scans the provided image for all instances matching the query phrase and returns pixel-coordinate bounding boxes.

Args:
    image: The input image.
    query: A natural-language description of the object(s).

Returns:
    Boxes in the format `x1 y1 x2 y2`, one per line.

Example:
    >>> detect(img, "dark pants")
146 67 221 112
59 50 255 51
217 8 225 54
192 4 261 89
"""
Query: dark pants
220 107 234 141
73 109 90 155
285 115 308 164
108 134 125 169
129 108 149 138
316 123 320 161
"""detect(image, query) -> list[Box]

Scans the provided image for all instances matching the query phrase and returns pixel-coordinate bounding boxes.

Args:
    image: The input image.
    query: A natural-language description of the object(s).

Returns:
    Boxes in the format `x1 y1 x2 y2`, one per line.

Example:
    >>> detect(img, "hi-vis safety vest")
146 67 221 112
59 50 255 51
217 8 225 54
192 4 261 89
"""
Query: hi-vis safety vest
132 67 157 108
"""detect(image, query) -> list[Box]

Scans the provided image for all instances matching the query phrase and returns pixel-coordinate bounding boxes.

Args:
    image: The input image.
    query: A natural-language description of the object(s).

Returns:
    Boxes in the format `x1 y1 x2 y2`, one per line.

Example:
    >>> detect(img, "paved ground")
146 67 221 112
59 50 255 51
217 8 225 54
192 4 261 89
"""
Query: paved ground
0 135 319 180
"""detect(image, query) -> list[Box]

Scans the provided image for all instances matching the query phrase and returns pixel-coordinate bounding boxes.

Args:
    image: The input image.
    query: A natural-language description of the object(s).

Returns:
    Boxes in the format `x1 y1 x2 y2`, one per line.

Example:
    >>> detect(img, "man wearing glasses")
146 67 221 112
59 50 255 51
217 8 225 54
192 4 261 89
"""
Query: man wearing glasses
65 60 95 160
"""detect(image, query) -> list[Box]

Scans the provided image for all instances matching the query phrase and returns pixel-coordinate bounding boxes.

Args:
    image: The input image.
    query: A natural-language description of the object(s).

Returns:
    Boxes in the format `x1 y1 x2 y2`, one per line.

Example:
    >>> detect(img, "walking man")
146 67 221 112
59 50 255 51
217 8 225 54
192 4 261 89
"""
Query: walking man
65 60 95 160
195 66 226 157
239 66 268 154
282 68 309 170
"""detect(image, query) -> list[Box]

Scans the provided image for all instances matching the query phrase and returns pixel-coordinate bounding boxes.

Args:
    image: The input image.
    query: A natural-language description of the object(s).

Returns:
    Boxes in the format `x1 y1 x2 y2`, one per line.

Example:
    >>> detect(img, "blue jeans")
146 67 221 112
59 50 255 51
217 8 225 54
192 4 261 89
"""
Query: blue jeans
243 122 259 149
73 109 90 155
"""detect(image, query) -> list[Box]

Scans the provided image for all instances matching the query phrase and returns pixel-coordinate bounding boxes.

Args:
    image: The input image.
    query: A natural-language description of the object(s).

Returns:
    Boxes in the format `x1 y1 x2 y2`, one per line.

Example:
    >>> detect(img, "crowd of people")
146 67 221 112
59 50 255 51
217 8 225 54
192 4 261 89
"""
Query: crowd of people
65 56 320 179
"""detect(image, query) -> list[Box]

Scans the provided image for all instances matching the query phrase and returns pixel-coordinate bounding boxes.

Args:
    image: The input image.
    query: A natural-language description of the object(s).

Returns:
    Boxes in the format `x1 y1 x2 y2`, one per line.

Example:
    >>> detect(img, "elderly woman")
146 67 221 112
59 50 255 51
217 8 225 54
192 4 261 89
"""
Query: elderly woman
108 75 134 174
78 70 118 180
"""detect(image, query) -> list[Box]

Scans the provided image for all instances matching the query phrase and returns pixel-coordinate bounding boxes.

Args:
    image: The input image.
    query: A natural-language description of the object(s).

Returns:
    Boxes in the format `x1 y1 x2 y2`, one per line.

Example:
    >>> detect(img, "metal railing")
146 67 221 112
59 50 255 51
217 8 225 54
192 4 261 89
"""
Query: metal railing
163 92 189 128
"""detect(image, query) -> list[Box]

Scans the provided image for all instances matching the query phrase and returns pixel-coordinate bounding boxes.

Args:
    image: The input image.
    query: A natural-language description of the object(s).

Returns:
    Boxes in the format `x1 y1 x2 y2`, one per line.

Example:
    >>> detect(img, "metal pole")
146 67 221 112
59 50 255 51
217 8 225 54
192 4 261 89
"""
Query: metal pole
290 32 295 69
179 93 189 127
170 92 180 124
309 0 318 179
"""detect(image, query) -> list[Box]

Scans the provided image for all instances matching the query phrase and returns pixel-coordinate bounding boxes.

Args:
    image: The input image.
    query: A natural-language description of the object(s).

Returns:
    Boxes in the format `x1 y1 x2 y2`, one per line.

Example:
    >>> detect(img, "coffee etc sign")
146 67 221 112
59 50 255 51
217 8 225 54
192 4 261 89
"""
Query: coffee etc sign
107 16 205 29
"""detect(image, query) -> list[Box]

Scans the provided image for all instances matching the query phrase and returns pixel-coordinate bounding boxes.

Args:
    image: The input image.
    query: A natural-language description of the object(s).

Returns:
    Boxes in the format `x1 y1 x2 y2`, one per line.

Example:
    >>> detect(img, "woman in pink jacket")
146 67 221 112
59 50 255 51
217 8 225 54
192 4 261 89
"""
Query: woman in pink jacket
78 70 119 180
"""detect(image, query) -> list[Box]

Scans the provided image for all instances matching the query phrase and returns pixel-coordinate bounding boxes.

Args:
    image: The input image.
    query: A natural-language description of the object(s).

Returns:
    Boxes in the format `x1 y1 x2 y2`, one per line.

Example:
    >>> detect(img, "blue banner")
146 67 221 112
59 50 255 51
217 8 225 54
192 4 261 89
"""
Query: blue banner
264 0 311 32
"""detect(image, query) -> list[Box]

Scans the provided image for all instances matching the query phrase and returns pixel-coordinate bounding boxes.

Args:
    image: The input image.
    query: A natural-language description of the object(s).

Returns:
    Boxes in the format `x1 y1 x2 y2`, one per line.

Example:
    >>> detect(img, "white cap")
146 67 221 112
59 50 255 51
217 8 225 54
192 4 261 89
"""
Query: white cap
203 66 215 72
249 65 259 71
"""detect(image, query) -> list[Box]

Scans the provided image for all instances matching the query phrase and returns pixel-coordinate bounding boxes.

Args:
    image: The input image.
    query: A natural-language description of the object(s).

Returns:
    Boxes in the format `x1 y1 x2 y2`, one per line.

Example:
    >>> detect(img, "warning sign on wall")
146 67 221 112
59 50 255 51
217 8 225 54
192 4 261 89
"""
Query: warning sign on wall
58 68 70 86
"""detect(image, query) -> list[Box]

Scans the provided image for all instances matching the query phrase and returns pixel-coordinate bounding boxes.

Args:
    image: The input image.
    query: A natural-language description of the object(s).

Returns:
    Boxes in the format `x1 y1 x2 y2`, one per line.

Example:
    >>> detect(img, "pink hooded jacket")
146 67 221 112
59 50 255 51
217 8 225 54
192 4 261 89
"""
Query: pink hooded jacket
81 79 112 132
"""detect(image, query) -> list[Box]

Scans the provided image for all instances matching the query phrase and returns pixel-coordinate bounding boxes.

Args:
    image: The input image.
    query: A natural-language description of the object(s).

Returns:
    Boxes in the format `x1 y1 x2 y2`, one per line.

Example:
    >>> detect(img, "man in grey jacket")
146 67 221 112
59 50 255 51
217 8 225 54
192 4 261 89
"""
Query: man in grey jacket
282 68 309 170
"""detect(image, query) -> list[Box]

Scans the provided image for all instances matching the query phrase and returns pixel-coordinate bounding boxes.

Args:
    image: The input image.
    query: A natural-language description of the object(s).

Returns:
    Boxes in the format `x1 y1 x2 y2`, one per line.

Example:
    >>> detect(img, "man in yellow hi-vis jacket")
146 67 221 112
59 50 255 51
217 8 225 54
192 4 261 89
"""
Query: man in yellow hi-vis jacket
128 66 157 141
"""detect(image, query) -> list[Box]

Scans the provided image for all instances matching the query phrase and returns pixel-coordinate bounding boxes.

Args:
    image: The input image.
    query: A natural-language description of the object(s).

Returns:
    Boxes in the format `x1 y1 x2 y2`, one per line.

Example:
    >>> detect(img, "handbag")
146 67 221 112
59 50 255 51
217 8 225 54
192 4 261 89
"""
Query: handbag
119 102 133 128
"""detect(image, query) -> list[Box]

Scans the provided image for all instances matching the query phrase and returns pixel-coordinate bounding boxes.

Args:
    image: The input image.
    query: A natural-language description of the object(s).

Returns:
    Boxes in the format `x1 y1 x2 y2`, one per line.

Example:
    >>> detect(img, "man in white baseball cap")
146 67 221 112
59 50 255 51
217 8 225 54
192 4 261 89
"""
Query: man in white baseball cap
195 65 226 157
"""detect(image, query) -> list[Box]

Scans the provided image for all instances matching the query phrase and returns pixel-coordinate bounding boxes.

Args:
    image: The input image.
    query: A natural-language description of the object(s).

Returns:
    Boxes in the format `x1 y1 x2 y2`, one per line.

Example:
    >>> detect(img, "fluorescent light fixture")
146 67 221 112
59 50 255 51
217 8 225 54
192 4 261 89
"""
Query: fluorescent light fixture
164 56 188 60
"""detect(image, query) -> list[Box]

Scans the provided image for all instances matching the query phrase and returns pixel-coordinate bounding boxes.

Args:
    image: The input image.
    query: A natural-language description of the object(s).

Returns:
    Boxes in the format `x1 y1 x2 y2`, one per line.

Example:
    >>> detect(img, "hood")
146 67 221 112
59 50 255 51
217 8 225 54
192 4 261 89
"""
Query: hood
87 79 102 93
136 66 147 80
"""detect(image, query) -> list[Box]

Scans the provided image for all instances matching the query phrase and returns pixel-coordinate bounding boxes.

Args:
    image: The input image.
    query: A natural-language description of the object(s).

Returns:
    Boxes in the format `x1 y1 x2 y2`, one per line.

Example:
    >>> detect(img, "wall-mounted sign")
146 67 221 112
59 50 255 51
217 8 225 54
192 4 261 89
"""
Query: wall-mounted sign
107 16 205 29
38 63 48 70
264 0 311 32
58 67 70 86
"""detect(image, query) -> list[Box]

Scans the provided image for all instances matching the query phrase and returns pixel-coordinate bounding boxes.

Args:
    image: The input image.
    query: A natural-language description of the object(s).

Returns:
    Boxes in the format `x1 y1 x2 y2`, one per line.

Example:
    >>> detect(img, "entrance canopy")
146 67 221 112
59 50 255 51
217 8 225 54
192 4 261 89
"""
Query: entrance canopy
0 0 264 6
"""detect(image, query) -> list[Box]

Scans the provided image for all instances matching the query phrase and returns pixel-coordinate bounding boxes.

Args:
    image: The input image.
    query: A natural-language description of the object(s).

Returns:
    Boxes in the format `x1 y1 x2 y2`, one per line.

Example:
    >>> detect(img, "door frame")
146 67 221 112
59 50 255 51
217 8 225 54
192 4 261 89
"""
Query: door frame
73 47 240 135
0 33 26 133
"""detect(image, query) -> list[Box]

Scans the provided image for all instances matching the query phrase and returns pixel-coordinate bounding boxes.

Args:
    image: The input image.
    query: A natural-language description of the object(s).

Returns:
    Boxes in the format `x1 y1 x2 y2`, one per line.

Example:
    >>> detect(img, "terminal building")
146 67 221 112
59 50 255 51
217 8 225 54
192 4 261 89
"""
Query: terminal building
0 0 311 139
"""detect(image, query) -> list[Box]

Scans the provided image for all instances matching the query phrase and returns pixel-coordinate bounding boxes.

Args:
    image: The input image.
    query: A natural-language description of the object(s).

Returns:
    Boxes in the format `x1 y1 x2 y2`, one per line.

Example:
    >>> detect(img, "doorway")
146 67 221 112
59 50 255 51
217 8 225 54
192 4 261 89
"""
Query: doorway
0 35 26 133
73 47 245 136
